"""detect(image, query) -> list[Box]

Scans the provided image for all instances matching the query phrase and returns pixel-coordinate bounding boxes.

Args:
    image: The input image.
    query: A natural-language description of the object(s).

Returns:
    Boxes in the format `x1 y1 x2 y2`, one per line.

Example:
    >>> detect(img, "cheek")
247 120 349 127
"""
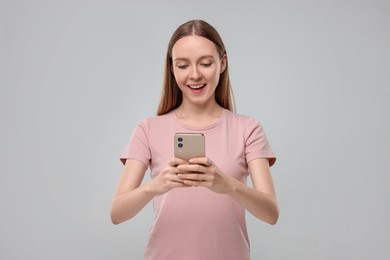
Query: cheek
173 69 187 81
172 71 183 84
205 68 220 83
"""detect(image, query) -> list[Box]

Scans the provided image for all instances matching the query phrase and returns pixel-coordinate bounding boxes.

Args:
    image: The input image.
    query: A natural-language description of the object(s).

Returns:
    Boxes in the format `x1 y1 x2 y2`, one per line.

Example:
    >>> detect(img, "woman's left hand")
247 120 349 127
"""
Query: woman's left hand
177 157 234 194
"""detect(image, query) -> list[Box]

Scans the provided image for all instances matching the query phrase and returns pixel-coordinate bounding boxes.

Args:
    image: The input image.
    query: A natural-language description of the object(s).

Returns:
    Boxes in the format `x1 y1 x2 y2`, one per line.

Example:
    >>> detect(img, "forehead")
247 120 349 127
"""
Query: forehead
172 35 219 60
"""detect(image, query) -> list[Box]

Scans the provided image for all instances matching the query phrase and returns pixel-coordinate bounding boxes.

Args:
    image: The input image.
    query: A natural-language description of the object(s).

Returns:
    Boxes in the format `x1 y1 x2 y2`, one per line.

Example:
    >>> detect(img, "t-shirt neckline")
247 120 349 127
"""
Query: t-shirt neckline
171 108 227 131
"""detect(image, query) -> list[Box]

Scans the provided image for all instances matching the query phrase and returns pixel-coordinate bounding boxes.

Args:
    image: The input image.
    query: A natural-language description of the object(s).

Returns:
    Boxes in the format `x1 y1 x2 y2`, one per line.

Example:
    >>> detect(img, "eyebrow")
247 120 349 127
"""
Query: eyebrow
173 55 215 62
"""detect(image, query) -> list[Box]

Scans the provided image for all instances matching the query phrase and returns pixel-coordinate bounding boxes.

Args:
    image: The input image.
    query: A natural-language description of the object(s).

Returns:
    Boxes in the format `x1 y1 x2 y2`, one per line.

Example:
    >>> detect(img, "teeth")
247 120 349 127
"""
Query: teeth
189 84 205 89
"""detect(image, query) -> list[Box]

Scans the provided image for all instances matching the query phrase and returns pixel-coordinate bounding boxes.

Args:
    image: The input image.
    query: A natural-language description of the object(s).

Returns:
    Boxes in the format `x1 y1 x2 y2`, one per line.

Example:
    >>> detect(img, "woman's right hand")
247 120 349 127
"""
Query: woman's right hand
145 157 189 196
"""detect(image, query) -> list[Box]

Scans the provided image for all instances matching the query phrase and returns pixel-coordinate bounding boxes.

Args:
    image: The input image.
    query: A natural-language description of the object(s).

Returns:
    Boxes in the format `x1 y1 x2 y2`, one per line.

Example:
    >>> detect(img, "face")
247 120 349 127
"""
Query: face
171 35 226 108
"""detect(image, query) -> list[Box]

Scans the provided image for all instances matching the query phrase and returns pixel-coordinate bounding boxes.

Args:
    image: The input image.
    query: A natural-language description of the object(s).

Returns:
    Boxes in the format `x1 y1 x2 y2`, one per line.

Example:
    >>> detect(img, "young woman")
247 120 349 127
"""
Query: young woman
111 20 278 260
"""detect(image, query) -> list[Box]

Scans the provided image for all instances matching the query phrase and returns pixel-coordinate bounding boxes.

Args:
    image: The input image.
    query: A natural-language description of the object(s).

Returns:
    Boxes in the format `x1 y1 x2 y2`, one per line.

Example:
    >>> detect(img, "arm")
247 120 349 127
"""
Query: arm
177 158 279 225
229 158 279 225
110 158 189 225
110 159 153 225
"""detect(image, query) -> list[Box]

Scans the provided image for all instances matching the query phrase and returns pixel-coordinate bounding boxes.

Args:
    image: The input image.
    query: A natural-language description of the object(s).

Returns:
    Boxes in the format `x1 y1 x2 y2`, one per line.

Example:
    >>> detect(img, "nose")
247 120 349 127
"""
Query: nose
189 66 202 80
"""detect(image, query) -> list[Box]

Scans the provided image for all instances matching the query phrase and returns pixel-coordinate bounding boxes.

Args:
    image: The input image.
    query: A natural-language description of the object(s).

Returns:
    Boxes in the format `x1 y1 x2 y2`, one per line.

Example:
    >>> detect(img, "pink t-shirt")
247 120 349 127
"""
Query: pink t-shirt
120 109 276 260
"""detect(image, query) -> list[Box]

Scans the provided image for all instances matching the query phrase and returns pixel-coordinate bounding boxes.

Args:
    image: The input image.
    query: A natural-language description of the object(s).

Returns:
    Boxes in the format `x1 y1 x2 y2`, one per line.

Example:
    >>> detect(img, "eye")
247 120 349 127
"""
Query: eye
201 63 212 67
177 64 189 69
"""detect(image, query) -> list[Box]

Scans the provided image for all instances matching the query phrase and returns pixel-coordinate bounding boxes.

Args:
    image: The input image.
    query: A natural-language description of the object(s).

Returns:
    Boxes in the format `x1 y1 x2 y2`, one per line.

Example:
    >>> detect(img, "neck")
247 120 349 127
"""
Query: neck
175 102 223 127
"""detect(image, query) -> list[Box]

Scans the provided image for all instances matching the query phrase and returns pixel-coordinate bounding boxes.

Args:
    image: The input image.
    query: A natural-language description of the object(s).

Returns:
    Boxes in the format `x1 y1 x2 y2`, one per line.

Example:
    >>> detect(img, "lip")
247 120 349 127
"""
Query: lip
187 84 206 90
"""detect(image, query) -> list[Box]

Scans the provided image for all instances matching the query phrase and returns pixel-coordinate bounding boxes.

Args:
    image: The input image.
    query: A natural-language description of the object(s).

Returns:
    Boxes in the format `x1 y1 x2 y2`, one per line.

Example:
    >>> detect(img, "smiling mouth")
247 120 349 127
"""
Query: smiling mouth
188 84 206 90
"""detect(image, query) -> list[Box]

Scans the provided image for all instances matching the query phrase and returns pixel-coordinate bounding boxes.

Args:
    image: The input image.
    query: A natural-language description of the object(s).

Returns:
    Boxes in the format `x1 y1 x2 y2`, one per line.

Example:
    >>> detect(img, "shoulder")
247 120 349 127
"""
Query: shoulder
136 111 174 132
223 110 268 141
224 109 262 128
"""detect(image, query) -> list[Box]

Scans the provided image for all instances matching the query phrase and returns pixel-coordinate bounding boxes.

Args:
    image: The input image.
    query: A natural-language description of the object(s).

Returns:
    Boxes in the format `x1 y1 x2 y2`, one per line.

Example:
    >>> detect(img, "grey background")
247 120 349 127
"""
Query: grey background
1 0 389 259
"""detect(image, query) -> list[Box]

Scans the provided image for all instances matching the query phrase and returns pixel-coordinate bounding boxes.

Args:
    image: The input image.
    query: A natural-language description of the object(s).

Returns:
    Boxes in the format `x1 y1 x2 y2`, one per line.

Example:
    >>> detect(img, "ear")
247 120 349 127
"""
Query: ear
220 54 227 74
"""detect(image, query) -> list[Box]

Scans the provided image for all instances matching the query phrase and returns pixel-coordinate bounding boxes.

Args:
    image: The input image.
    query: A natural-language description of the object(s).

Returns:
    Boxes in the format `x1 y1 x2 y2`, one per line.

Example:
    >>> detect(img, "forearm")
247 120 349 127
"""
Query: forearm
111 183 155 225
228 178 279 225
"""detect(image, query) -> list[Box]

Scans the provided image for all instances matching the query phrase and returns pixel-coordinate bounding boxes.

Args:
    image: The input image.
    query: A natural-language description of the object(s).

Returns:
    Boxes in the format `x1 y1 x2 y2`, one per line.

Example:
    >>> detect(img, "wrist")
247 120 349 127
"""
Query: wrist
226 176 241 196
143 181 157 197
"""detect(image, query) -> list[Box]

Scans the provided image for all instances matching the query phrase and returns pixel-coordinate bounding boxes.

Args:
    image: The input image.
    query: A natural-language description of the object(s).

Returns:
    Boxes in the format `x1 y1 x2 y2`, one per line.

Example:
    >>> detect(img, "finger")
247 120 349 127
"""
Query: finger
166 175 191 187
175 181 193 188
177 164 206 173
182 179 209 188
205 158 212 167
178 173 208 182
189 157 212 166
170 181 191 188
169 157 188 167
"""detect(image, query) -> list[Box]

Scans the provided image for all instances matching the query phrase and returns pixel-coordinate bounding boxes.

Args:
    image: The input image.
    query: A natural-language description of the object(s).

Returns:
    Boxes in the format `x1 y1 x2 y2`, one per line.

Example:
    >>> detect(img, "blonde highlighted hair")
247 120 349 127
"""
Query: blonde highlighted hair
157 20 235 115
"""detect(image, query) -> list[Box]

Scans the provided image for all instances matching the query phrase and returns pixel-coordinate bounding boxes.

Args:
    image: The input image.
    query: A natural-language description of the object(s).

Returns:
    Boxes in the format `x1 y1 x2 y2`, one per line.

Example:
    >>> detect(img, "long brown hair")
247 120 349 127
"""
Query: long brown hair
157 20 235 115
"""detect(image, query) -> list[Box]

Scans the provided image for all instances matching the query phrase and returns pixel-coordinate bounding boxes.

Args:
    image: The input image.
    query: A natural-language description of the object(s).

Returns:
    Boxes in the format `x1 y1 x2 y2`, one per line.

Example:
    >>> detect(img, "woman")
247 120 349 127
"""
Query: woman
111 19 278 260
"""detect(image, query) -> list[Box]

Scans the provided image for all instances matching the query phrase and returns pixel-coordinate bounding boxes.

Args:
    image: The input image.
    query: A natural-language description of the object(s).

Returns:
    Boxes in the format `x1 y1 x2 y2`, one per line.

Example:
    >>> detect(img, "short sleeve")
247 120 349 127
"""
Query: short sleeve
120 120 151 166
245 118 276 167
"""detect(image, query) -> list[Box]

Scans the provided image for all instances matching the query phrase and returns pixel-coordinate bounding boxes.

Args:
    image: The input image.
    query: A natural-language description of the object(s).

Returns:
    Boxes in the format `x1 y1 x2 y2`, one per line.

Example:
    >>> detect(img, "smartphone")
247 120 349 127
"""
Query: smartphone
174 133 205 161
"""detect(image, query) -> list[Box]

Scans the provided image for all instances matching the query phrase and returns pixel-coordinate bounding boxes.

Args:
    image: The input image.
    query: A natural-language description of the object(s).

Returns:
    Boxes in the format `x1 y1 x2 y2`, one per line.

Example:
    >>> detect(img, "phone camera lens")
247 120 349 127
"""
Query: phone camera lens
178 143 183 148
178 137 183 142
